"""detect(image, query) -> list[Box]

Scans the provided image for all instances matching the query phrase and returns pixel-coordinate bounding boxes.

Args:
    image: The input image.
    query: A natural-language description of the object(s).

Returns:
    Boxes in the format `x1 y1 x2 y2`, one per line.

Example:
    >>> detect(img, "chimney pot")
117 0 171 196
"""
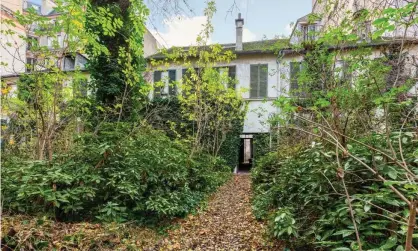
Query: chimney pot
235 13 244 51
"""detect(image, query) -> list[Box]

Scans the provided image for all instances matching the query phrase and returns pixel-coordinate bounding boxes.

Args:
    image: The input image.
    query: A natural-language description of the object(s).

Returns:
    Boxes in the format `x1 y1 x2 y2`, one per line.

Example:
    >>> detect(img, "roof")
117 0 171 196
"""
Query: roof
279 38 418 56
46 9 59 16
1 68 89 80
147 38 289 60
297 14 309 23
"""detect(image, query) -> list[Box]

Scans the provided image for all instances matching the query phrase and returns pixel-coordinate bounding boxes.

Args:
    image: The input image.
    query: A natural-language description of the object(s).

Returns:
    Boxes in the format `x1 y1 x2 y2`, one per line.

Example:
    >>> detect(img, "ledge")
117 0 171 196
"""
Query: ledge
243 98 277 101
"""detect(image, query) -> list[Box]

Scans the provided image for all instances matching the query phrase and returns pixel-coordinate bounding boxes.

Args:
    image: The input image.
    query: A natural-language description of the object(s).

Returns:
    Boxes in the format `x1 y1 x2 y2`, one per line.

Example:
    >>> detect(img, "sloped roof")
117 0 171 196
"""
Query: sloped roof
147 38 289 60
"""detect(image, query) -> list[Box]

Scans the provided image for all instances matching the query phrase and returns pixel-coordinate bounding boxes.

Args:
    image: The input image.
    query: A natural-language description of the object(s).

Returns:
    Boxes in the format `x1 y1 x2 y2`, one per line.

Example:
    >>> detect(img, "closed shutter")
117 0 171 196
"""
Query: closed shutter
259 65 268 98
250 65 259 98
290 62 300 92
250 64 268 98
168 70 177 96
228 66 236 89
153 71 162 98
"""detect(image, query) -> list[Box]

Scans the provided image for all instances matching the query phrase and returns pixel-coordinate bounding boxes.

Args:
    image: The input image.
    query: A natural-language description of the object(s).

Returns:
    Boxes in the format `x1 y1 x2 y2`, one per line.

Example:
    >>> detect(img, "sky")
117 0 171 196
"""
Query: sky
28 0 312 48
147 0 312 48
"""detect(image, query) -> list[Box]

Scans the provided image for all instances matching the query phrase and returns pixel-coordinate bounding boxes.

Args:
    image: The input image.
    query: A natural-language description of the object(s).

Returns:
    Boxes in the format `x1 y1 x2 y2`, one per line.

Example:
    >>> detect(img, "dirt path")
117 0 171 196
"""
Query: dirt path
149 174 282 250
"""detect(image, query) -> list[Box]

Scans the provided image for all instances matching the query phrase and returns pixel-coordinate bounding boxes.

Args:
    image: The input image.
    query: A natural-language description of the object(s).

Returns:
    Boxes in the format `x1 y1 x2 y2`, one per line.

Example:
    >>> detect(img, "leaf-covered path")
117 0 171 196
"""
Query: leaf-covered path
149 174 282 250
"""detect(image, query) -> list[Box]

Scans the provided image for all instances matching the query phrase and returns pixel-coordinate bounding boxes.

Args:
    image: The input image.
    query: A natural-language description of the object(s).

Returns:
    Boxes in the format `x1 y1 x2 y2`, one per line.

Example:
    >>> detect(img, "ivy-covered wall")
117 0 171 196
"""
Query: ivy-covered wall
218 120 243 170
252 133 271 165
147 98 244 171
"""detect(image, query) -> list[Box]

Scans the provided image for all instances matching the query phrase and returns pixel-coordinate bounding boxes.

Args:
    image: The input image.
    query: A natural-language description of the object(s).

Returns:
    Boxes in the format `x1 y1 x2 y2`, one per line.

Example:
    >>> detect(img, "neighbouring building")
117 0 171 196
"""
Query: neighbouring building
1 0 161 134
1 0 161 89
1 0 27 76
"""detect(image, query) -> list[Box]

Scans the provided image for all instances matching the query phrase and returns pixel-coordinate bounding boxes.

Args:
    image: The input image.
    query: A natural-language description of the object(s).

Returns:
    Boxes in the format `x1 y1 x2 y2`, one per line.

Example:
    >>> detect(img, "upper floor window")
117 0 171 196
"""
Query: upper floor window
26 58 37 72
154 70 177 98
300 23 319 42
27 36 38 50
290 62 302 92
168 70 176 96
47 36 53 47
227 65 236 89
153 71 162 98
352 9 371 42
250 64 268 98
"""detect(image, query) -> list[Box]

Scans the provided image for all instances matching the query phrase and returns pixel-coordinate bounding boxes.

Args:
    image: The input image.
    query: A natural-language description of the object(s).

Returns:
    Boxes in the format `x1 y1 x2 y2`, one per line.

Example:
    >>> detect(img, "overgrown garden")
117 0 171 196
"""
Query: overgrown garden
252 1 418 250
1 0 244 249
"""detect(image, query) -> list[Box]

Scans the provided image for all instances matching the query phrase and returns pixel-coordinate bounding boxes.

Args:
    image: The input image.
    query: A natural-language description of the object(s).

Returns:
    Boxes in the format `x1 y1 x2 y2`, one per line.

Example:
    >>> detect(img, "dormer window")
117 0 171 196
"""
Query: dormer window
358 21 371 42
301 23 318 42
352 9 371 42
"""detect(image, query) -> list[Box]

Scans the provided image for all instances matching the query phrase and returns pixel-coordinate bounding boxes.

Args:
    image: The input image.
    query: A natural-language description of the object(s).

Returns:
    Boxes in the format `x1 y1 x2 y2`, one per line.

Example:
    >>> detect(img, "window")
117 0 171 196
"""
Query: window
64 56 75 70
352 9 371 42
300 24 318 42
26 58 37 72
182 68 200 94
336 60 352 84
27 36 38 50
47 36 53 47
250 64 268 98
290 62 302 92
73 79 88 97
228 65 236 89
168 70 177 96
153 71 162 98
57 35 62 47
214 66 236 88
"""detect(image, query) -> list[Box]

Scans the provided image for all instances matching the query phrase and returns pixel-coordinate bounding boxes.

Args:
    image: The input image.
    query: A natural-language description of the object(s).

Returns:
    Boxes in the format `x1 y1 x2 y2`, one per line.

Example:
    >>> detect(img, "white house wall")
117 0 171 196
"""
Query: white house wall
149 53 282 134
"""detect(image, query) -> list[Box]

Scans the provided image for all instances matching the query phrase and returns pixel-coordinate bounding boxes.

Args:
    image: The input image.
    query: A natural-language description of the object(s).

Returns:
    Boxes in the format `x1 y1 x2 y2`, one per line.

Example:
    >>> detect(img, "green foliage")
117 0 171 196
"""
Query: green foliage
218 119 243 169
146 98 243 170
86 0 149 119
149 2 247 157
253 133 271 164
2 123 230 223
252 133 418 250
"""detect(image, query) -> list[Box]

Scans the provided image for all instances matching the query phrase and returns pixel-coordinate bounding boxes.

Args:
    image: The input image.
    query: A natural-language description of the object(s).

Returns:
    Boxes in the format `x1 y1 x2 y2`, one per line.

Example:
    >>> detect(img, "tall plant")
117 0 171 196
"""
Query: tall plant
1 0 107 160
149 1 247 157
86 0 149 121
267 1 418 249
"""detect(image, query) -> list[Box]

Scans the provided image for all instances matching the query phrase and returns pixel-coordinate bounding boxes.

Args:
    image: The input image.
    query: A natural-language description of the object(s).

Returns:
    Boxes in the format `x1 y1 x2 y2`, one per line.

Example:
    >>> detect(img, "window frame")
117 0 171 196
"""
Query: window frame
168 69 177 96
153 71 162 98
249 64 268 99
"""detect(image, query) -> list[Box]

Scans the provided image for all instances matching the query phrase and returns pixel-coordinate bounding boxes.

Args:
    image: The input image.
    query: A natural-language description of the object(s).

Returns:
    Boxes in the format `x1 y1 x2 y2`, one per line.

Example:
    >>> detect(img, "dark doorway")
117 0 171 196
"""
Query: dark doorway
238 136 253 172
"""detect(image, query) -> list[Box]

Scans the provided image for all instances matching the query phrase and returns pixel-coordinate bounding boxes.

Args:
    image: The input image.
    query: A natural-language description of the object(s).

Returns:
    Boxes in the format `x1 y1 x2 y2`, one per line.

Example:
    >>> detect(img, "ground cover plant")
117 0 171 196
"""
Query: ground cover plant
1 0 239 249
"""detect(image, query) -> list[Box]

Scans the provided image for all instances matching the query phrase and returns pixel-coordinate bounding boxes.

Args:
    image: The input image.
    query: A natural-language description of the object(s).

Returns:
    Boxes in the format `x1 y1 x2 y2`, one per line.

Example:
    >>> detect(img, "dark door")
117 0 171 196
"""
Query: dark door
238 137 253 172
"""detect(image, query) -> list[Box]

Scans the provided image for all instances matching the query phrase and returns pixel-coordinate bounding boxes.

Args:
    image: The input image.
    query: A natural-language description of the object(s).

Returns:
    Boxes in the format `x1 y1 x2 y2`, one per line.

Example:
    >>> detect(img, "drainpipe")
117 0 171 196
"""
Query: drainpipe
275 52 285 147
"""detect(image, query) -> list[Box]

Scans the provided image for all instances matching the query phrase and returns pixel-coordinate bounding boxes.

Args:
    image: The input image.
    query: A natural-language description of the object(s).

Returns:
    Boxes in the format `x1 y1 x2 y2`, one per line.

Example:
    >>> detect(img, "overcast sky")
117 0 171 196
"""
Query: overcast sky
147 0 312 48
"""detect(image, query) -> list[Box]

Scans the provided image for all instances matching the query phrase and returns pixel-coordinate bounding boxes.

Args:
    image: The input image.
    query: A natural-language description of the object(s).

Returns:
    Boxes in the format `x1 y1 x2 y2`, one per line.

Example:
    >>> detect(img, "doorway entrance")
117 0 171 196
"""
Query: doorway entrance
238 134 253 172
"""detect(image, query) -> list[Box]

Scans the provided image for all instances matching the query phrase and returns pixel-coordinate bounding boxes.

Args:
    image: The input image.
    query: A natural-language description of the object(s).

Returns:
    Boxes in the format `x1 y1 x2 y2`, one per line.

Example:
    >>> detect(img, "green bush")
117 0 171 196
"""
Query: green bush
2 123 230 223
252 133 418 250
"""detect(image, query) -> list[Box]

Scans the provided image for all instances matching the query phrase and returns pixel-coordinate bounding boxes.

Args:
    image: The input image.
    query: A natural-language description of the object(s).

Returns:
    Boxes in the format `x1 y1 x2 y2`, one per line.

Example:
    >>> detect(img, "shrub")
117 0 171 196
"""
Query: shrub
251 133 418 250
2 123 231 223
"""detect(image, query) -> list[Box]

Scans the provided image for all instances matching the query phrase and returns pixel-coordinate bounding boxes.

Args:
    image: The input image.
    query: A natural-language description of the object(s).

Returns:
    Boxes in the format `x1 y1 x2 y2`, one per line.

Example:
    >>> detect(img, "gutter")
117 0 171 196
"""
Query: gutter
278 39 418 56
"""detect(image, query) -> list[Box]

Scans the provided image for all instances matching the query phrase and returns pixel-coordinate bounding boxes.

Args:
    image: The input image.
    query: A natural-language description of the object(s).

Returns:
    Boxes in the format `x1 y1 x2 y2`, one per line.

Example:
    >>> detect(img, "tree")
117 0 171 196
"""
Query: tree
149 1 246 157
267 1 418 249
86 0 149 121
1 0 106 160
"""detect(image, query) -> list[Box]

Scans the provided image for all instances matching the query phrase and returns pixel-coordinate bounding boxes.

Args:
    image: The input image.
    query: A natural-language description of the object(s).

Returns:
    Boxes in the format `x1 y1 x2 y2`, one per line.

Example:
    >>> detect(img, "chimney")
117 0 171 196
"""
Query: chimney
235 13 244 51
